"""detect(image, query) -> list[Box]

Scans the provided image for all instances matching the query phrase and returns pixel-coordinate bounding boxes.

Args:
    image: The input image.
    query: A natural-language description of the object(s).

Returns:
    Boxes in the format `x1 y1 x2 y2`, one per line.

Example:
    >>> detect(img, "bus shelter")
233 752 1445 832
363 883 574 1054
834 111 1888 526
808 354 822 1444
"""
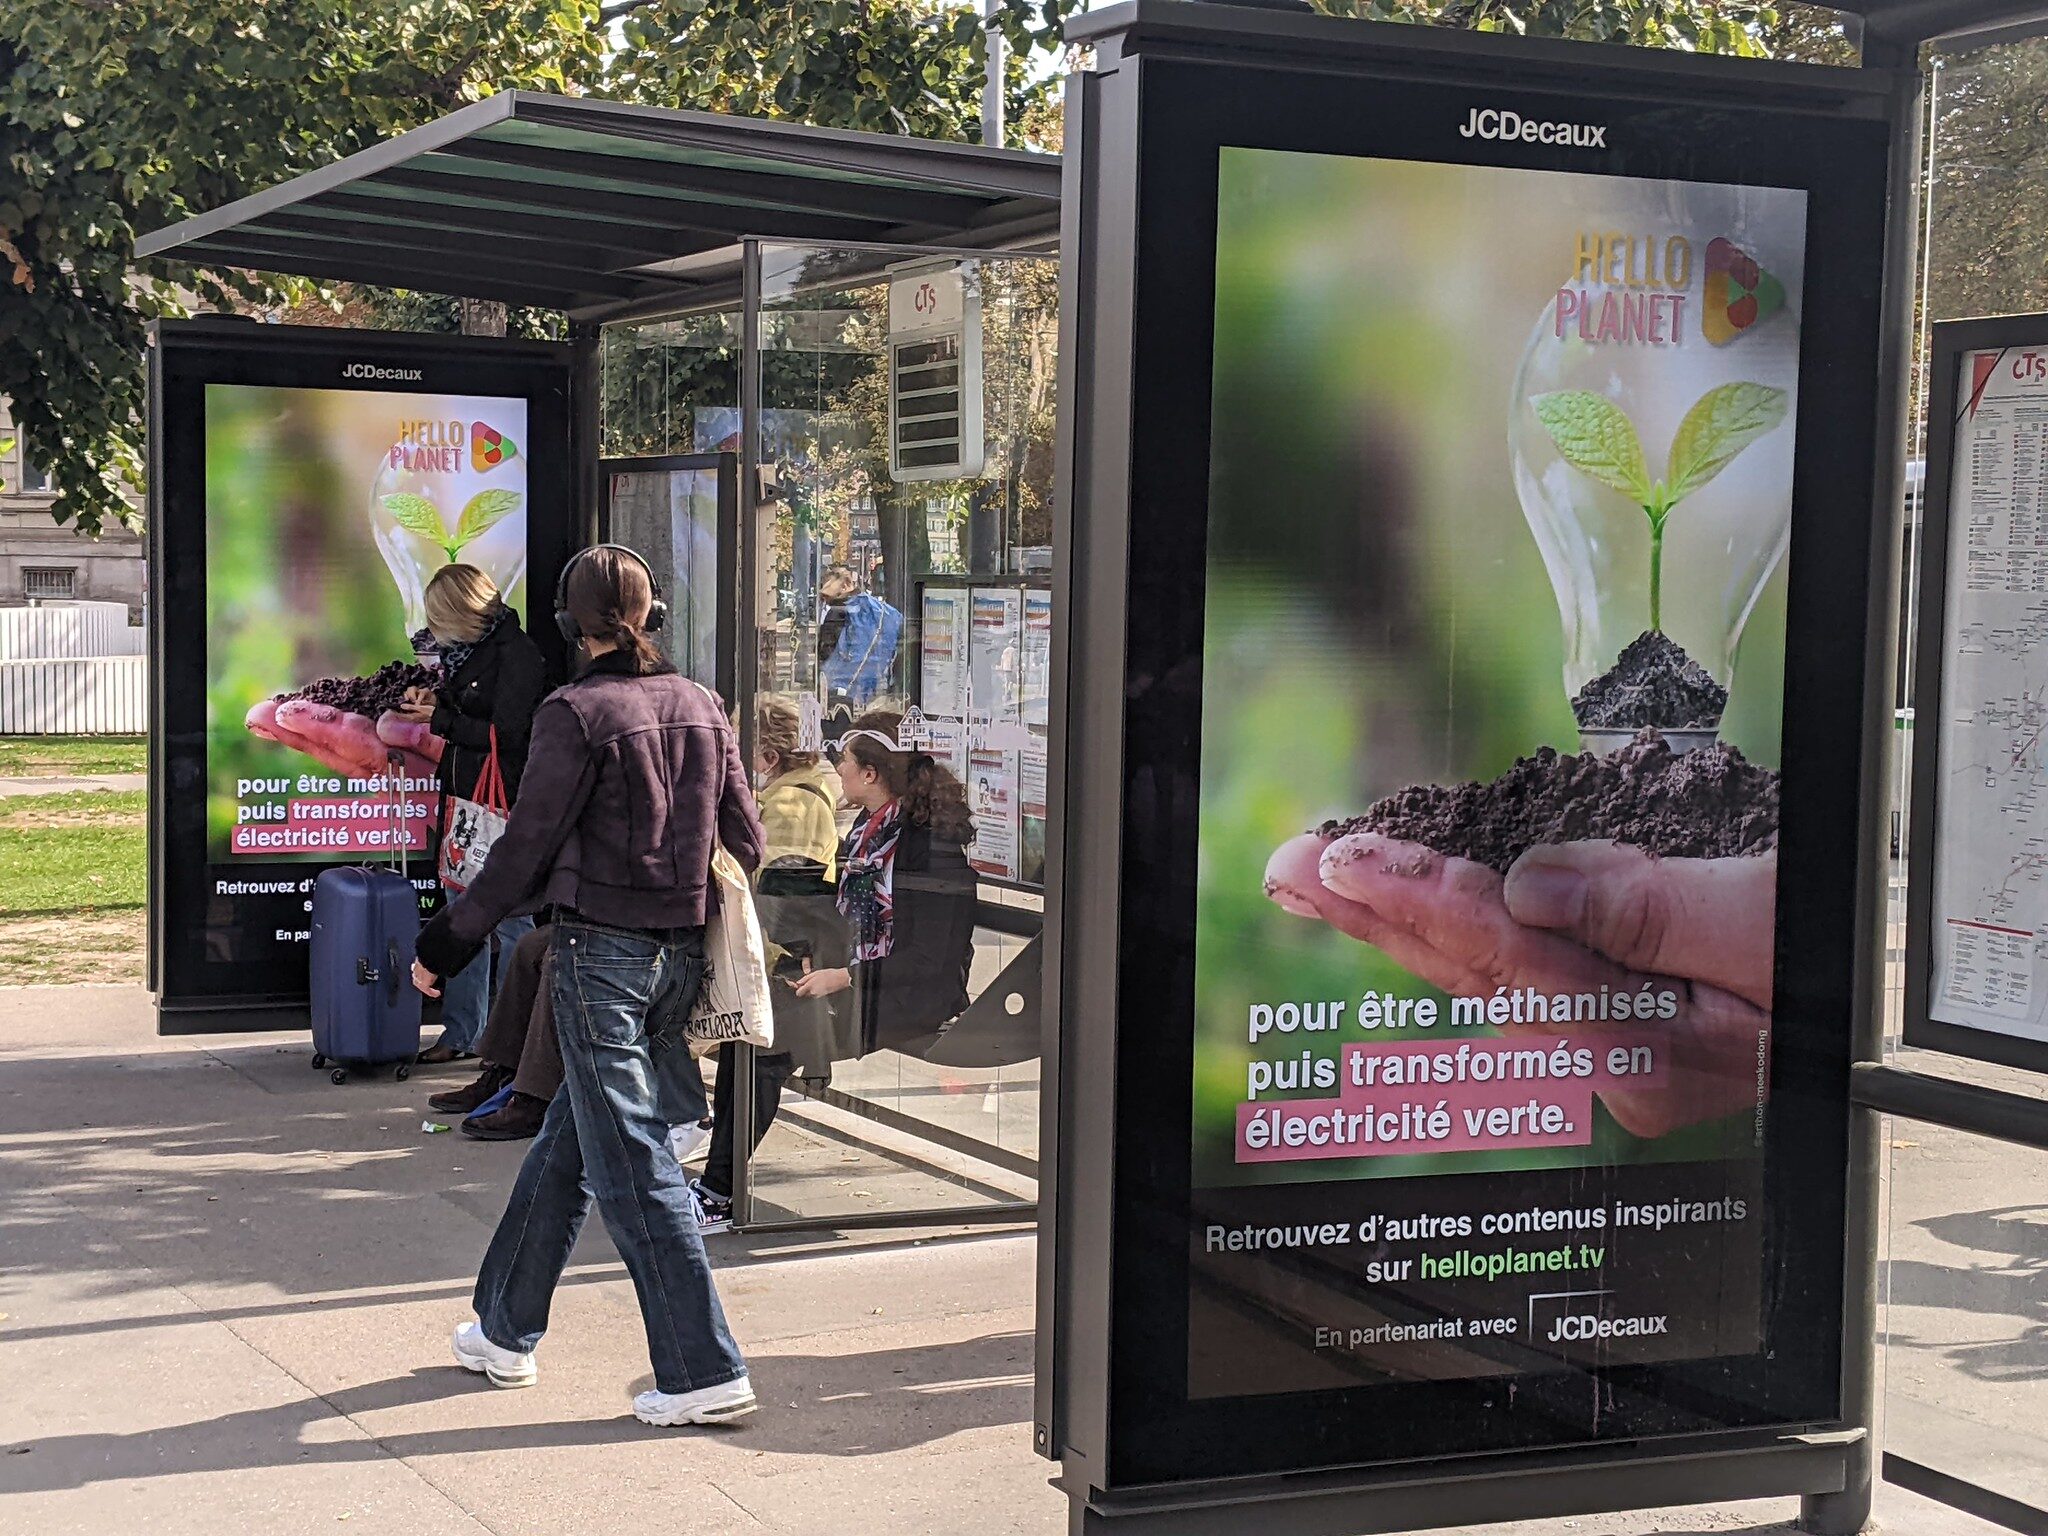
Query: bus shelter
138 91 1060 1240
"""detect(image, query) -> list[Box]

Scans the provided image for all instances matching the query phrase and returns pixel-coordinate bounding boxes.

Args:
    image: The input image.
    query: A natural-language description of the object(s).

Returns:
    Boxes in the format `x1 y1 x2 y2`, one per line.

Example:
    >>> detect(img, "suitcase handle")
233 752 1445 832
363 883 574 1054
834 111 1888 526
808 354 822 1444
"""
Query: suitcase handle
386 940 403 1006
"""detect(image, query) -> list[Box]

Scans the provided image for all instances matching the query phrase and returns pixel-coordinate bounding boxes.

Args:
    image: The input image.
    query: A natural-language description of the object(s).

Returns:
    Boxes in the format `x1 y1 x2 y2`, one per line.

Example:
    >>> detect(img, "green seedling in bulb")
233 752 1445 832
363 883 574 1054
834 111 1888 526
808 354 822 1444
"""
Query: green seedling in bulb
1532 382 1789 632
380 488 522 567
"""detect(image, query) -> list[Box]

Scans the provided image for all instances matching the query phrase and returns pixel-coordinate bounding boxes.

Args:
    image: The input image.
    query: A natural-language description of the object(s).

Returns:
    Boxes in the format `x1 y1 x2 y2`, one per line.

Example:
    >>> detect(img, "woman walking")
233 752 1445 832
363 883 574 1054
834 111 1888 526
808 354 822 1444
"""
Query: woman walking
396 563 546 1065
413 545 763 1426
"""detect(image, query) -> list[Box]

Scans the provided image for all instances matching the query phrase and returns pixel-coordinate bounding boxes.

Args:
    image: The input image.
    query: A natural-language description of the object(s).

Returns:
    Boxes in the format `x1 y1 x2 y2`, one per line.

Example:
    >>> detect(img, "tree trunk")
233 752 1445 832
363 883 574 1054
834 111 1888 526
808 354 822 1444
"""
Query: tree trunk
459 299 508 337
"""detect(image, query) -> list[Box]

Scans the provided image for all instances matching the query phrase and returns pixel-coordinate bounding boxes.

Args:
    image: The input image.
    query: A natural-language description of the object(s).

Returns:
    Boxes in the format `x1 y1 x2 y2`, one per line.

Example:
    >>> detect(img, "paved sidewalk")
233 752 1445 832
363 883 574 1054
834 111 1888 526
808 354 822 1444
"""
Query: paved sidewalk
0 772 146 797
0 987 2006 1536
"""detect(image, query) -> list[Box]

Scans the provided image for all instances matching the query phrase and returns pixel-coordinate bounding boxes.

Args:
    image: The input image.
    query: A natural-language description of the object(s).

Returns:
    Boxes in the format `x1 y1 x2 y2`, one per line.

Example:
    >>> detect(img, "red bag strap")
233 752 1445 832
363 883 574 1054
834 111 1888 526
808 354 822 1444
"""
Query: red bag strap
475 726 507 815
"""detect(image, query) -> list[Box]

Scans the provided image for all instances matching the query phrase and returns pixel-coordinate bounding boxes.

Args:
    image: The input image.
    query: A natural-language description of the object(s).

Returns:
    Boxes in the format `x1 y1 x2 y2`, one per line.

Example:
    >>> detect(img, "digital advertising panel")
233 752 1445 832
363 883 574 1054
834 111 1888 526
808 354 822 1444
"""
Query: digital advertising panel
150 322 573 1026
1046 25 1895 1498
1194 151 1804 1399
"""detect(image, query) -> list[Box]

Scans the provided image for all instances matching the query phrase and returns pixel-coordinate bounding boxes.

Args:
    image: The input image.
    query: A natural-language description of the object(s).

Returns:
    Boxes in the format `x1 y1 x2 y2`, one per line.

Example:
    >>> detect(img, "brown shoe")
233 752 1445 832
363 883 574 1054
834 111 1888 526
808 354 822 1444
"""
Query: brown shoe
461 1091 550 1141
428 1063 512 1115
417 1043 473 1066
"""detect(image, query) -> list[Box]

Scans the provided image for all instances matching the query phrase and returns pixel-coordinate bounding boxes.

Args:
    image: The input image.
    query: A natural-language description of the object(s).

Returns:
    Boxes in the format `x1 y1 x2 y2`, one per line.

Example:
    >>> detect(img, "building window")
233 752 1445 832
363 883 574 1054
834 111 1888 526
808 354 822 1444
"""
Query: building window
22 567 76 601
17 456 51 494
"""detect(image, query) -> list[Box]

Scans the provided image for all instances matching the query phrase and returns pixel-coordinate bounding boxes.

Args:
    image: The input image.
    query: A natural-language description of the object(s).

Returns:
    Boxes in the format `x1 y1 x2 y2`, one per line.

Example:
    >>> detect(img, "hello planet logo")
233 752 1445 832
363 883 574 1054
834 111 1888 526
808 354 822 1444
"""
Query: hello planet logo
470 419 518 472
1701 236 1787 346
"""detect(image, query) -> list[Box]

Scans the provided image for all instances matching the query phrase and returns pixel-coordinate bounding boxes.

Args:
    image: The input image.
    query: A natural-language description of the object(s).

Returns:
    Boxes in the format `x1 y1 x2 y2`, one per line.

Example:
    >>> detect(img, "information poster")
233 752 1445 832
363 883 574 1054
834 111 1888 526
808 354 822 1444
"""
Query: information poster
969 586 1023 723
967 746 1020 880
207 386 529 873
1022 590 1053 728
1192 149 1805 1397
1924 343 2048 1065
921 587 970 717
1020 734 1048 886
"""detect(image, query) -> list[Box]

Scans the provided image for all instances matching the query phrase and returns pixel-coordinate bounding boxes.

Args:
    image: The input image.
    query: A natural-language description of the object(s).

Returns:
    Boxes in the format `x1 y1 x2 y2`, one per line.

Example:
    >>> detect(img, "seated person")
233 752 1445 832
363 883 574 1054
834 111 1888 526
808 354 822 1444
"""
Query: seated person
428 924 557 1140
694 697 852 1228
430 924 717 1151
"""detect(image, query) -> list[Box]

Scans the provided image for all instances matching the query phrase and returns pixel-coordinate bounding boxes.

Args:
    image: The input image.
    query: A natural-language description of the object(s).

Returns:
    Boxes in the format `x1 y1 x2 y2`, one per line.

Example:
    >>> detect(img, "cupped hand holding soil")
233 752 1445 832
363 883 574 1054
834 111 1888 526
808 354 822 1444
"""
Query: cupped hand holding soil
1265 829 1775 1140
245 697 441 783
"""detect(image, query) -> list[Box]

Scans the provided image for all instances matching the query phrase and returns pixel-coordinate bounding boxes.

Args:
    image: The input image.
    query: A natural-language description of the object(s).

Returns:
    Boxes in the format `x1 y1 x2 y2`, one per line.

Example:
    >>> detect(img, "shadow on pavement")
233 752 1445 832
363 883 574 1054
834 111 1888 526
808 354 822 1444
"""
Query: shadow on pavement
0 1330 1034 1493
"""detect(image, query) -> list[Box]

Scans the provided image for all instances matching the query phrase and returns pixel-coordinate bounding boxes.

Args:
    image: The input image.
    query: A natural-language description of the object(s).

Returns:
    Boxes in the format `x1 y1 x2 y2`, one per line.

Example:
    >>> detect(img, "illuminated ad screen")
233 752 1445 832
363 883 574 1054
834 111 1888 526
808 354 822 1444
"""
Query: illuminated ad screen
152 328 570 1022
1098 56 1891 1484
1194 150 1806 1397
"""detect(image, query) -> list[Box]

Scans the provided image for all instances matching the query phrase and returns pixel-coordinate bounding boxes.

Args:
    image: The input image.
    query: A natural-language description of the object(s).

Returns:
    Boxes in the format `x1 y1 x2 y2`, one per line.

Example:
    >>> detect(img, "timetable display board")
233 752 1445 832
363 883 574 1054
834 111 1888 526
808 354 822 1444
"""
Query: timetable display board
915 575 1048 889
1907 316 2048 1075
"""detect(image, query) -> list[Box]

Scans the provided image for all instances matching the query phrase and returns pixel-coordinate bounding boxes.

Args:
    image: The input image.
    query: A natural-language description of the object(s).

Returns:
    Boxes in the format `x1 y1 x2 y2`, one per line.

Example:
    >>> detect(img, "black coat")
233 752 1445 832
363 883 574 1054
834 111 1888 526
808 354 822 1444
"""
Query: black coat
432 612 547 805
842 819 977 1057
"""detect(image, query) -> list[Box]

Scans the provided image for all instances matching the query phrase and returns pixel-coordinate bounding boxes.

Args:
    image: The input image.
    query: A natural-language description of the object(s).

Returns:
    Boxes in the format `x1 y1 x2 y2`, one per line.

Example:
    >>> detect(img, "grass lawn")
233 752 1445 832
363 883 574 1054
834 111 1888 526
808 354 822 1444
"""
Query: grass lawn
0 736 147 778
0 789 147 985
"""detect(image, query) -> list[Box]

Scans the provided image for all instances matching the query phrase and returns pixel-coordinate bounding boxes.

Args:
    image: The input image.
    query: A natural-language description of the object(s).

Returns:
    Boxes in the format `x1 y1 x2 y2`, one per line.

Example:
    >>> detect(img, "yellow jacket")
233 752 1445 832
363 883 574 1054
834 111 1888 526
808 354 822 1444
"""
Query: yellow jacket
758 760 841 878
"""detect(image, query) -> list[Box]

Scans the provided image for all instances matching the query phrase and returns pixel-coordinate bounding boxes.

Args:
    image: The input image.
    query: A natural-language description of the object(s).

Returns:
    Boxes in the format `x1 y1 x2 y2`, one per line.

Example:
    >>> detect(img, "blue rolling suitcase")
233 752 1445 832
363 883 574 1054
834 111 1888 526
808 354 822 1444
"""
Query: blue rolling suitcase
308 783 423 1084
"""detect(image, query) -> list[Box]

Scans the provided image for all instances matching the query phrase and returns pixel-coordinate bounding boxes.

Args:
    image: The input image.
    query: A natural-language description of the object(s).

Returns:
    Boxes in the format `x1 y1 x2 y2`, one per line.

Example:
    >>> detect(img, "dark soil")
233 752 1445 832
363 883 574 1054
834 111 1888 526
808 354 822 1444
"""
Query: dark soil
1570 630 1727 730
1324 730 1778 874
276 660 438 718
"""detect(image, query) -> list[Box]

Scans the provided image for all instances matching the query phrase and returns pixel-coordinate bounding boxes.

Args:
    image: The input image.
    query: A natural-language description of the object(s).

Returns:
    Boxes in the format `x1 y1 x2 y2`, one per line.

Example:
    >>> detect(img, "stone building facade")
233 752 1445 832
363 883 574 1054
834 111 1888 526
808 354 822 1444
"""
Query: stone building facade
0 399 145 621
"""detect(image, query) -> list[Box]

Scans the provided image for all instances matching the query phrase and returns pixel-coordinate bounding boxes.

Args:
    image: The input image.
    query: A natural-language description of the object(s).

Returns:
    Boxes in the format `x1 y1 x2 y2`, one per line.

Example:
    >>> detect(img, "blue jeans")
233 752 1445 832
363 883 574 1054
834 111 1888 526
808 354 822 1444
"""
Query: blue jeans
471 919 743 1394
434 911 536 1054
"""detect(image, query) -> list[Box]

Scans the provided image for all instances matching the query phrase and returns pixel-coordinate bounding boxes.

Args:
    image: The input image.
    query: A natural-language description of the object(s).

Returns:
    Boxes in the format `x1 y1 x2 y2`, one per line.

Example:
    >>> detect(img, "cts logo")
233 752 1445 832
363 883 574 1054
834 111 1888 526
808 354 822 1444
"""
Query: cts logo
1459 108 1607 148
342 362 423 381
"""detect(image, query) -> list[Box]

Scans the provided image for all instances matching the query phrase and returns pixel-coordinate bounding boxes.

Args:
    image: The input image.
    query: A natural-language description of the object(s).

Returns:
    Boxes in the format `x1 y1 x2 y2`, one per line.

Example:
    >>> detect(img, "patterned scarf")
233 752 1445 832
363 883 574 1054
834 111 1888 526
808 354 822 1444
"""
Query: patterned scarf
837 800 903 963
437 607 506 684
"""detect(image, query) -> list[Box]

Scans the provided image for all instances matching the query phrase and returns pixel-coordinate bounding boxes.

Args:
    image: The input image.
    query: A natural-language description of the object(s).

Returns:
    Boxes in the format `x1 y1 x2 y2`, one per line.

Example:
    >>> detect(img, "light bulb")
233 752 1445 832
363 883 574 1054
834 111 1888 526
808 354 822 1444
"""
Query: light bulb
366 419 528 638
1508 210 1802 753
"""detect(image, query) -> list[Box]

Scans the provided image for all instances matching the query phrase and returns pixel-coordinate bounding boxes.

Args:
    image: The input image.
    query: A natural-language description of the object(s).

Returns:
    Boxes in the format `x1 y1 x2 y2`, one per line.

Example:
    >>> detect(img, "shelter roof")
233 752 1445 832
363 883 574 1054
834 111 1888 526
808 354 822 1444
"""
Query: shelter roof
135 92 1061 323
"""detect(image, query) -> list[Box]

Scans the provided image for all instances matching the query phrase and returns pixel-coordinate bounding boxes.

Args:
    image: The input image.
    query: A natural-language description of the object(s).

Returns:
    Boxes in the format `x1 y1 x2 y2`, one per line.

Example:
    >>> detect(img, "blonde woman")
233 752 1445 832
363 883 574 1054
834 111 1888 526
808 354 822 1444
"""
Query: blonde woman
395 564 548 1065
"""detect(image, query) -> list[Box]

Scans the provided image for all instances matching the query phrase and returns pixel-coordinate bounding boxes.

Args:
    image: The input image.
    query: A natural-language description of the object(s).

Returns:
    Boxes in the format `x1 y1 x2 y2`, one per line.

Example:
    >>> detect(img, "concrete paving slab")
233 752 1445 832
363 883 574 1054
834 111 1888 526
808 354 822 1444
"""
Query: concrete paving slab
0 985 2029 1535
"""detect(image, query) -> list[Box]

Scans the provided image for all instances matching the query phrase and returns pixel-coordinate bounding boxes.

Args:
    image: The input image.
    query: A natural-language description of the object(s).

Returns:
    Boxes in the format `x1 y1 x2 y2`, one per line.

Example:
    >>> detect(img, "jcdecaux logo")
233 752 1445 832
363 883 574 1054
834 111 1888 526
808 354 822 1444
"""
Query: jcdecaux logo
342 362 423 382
1459 107 1607 148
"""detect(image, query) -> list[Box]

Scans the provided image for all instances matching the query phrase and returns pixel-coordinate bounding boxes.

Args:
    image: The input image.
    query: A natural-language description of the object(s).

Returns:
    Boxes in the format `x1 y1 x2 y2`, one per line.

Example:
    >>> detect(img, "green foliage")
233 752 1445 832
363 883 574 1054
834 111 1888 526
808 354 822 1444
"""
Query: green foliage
1320 0 1779 56
0 0 603 536
1925 37 2048 324
609 0 1065 142
11 0 1813 542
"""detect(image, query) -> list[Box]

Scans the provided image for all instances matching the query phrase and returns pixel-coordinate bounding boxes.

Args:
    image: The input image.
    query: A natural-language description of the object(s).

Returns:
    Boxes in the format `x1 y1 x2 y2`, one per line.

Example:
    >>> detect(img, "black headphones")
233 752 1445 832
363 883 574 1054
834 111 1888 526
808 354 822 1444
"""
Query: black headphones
554 543 669 645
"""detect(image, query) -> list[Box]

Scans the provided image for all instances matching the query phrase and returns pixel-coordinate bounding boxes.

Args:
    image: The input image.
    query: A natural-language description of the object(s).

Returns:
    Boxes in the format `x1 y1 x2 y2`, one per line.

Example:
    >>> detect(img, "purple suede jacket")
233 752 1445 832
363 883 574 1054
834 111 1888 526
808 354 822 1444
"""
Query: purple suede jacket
415 651 763 980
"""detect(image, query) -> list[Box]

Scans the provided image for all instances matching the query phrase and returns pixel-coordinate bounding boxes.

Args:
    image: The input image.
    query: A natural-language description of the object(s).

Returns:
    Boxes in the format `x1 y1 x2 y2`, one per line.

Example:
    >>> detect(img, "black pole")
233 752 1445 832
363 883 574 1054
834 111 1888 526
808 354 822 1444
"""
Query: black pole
1797 34 1926 1536
568 321 603 551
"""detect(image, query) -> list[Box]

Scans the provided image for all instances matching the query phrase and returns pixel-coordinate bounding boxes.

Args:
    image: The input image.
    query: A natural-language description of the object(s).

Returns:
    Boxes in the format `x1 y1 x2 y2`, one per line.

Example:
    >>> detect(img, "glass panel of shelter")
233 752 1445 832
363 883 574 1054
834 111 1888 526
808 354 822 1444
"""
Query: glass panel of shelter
721 241 1055 1227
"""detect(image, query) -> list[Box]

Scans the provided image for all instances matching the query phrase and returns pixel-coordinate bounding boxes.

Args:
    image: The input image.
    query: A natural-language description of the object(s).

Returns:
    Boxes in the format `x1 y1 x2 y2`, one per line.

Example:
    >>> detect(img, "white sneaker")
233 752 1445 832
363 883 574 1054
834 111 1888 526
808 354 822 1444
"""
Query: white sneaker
668 1119 713 1164
451 1320 537 1389
633 1375 758 1426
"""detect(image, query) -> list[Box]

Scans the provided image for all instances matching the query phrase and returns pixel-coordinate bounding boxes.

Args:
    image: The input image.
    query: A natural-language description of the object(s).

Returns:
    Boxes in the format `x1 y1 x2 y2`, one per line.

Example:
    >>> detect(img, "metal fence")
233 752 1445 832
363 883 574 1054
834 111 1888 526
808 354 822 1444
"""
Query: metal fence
0 656 149 734
0 602 146 661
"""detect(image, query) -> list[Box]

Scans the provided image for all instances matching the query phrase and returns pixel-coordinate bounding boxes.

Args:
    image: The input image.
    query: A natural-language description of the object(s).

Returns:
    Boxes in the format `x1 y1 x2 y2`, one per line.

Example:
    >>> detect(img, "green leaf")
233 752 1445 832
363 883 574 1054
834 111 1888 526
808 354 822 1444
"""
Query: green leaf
454 487 521 547
381 491 451 548
1664 382 1789 502
1530 391 1653 502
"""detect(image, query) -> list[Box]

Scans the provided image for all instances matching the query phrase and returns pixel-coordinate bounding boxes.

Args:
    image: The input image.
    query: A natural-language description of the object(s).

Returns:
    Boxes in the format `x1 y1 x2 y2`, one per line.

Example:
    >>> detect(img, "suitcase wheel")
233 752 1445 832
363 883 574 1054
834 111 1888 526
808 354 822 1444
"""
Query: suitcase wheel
310 1053 327 1070
330 1067 349 1085
395 1064 411 1082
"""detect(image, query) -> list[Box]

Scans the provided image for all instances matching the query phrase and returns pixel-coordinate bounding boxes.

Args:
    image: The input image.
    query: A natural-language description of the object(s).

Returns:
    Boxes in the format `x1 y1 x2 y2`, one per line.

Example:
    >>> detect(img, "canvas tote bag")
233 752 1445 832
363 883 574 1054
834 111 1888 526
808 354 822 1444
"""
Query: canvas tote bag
685 844 777 1050
439 728 509 896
